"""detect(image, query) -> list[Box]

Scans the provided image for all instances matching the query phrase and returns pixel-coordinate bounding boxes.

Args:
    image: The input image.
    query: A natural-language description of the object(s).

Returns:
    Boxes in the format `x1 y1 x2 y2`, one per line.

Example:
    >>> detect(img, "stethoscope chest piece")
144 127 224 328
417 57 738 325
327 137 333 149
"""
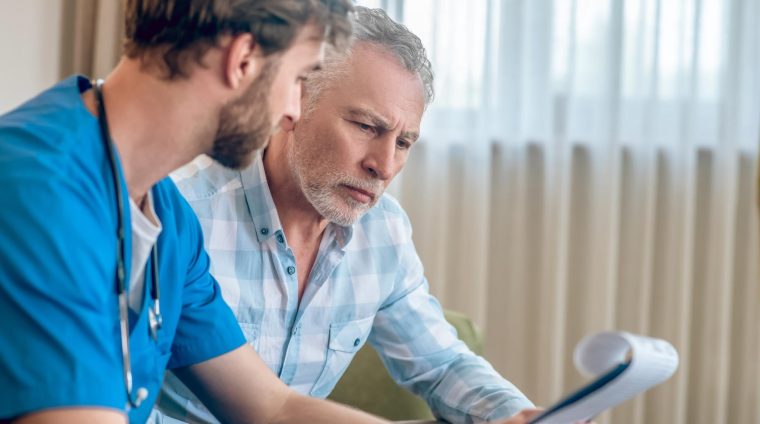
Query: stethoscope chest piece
148 301 162 341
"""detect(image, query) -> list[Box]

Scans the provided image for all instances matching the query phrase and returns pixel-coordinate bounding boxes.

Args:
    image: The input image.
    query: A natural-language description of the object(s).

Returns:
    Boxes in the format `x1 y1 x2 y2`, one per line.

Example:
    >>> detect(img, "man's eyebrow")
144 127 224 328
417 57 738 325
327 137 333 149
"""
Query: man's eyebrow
401 130 420 143
347 108 389 129
347 108 420 142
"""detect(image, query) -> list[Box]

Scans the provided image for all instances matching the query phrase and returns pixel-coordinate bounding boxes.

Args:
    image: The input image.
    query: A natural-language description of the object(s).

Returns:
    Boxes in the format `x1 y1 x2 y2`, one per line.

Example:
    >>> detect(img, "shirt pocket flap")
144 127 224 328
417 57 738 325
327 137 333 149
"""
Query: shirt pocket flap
328 316 374 353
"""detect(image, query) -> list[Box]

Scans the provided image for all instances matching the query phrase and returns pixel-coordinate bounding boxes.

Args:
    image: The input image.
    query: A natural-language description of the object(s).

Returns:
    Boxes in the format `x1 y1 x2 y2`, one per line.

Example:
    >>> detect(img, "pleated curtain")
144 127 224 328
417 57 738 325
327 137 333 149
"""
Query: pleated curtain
358 0 760 423
59 0 123 80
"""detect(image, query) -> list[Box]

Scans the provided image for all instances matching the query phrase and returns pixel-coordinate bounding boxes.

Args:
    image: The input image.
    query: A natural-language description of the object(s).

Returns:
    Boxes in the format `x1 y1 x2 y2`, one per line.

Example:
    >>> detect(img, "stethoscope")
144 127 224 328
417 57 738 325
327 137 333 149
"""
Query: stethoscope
93 79 162 409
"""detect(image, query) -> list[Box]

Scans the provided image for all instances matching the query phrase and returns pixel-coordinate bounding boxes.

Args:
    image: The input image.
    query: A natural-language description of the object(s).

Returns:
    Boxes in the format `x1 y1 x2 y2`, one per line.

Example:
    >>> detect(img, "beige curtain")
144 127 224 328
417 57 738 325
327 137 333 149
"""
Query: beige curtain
377 1 760 423
59 0 124 79
391 143 760 424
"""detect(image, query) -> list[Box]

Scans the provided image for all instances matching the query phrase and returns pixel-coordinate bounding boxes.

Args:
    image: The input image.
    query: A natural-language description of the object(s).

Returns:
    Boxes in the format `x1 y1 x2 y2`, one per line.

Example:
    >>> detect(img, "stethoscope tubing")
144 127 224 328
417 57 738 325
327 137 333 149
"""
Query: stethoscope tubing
93 79 160 409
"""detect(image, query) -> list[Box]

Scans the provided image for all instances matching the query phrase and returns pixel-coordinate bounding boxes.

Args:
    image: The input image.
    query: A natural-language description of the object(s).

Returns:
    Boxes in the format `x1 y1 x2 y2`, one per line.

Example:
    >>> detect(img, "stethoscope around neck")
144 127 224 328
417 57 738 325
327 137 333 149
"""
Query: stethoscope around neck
93 79 162 409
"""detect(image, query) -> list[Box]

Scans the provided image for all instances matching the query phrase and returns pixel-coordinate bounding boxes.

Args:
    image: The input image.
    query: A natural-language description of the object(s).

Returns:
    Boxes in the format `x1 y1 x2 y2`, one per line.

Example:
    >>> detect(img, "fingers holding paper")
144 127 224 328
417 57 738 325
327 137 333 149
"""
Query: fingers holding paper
495 408 597 424
494 408 544 423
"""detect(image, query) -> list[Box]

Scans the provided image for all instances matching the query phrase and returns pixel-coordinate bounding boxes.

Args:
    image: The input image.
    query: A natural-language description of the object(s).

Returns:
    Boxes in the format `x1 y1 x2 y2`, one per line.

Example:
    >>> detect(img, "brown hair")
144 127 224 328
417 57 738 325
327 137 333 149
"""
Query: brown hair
123 0 353 79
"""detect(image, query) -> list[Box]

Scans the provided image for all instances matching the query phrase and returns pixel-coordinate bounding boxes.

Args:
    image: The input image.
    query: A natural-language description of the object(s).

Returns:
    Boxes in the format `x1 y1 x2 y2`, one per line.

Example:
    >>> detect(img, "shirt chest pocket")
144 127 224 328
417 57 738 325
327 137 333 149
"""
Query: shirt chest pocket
310 315 375 397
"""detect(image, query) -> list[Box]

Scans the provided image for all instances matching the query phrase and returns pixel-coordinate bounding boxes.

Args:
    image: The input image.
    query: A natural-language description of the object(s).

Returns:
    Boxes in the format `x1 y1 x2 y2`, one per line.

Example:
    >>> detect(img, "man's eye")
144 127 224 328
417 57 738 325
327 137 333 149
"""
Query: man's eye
355 122 373 133
396 139 411 150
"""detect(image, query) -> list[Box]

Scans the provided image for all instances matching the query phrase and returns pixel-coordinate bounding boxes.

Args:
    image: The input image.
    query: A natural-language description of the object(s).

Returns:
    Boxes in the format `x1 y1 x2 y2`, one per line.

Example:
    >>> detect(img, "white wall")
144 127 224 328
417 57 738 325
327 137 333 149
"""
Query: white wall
0 0 64 114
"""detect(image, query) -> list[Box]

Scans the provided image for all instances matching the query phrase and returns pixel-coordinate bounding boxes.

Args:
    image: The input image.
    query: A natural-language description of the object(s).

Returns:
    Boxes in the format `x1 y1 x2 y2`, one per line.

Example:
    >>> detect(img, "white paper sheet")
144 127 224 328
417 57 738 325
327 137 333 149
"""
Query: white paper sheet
530 331 679 424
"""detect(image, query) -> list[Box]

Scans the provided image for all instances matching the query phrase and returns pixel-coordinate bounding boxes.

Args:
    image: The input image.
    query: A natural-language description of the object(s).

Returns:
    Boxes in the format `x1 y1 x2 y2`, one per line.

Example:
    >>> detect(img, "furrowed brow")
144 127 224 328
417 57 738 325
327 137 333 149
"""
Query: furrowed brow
347 108 419 142
347 108 391 131
400 130 419 142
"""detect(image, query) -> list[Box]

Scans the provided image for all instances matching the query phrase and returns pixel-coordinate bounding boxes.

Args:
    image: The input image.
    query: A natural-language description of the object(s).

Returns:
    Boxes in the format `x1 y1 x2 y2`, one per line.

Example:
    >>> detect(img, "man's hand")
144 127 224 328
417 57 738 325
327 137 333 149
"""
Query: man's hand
496 408 598 424
493 408 545 424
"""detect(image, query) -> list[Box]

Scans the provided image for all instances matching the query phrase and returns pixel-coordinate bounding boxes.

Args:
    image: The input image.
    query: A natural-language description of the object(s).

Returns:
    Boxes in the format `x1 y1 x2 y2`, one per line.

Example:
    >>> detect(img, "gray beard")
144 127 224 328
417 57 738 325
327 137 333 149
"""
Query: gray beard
303 183 370 227
287 147 378 227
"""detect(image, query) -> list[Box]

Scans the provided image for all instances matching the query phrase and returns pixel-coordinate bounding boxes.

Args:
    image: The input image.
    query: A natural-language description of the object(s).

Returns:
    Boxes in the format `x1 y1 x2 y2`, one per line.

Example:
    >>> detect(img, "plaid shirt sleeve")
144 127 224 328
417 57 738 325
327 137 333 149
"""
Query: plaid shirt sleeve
368 210 534 423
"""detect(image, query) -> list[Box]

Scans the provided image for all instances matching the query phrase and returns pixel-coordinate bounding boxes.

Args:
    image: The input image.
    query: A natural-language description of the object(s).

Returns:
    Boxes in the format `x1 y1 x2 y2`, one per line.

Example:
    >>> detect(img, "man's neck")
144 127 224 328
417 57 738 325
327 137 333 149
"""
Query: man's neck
262 140 329 246
82 58 220 202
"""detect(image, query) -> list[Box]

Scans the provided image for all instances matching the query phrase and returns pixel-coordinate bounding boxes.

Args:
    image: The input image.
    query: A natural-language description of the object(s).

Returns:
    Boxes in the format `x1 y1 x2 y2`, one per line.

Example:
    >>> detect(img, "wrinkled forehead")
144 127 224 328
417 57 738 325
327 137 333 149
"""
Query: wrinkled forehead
329 42 425 119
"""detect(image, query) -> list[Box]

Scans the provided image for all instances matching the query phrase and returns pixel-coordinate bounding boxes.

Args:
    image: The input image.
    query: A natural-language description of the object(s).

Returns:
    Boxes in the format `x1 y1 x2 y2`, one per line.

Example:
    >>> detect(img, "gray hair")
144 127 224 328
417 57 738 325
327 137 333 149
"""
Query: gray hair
303 6 434 116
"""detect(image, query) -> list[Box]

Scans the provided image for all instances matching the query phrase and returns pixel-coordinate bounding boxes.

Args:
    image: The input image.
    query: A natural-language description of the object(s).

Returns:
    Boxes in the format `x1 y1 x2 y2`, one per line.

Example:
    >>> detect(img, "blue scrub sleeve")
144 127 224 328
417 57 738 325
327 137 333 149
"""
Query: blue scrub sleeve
0 131 126 418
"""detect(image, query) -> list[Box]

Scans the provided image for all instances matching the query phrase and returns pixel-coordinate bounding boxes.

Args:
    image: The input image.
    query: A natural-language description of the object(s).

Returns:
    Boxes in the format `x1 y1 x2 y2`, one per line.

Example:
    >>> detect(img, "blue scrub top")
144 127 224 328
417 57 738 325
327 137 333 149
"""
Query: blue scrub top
0 76 246 423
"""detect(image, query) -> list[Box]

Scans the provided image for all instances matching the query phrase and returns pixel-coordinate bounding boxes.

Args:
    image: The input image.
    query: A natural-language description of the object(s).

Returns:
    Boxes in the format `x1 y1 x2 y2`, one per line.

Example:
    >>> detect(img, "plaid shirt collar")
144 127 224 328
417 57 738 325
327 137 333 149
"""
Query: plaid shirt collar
240 150 353 248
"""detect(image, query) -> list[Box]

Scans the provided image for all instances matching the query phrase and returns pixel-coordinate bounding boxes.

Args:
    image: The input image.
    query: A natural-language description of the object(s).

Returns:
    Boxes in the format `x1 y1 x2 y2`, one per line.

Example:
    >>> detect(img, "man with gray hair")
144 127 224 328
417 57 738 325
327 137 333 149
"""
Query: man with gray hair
160 6 537 423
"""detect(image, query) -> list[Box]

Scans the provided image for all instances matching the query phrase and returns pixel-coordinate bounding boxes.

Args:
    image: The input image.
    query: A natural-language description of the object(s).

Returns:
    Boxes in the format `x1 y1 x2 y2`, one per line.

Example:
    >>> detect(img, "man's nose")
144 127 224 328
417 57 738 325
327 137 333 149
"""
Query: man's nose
363 136 396 180
281 83 303 128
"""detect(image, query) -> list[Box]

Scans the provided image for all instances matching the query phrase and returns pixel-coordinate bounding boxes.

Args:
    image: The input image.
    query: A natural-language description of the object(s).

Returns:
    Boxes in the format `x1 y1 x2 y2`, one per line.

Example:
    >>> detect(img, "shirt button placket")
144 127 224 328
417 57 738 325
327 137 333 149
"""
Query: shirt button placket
281 323 301 384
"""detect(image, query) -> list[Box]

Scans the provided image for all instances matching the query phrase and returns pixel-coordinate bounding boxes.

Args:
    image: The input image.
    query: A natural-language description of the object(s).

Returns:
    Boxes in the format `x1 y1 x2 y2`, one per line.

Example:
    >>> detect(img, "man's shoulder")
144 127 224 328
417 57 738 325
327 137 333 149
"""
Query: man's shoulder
0 76 97 171
364 193 409 221
153 176 207 239
0 77 111 229
171 154 243 202
351 193 414 247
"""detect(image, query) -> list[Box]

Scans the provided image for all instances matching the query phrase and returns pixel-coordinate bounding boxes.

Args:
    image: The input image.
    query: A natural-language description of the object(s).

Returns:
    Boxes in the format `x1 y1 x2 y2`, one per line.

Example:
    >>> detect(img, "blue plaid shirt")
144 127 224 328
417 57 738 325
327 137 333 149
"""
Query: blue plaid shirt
157 153 532 423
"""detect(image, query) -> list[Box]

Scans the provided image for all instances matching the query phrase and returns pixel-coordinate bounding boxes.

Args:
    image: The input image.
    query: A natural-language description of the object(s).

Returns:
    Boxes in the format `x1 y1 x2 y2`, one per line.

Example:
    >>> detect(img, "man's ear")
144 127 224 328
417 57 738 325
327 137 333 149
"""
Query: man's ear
279 116 297 132
224 33 266 89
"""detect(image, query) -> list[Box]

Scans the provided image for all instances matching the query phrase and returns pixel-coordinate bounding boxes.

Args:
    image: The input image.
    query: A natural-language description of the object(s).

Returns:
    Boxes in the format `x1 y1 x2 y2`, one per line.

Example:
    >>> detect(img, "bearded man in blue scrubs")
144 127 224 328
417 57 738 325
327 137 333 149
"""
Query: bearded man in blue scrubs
0 1 409 423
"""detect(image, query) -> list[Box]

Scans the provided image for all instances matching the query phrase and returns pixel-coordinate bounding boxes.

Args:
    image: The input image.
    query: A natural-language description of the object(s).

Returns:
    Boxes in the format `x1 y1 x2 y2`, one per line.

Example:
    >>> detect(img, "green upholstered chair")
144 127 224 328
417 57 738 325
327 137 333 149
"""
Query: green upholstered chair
328 310 484 421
